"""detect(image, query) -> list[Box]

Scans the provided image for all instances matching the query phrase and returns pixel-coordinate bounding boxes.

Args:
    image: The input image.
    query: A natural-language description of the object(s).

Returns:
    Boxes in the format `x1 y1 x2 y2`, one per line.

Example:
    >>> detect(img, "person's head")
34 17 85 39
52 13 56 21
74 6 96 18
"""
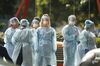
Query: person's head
84 20 95 31
20 19 29 29
40 14 51 27
31 17 40 29
68 15 76 25
9 17 19 29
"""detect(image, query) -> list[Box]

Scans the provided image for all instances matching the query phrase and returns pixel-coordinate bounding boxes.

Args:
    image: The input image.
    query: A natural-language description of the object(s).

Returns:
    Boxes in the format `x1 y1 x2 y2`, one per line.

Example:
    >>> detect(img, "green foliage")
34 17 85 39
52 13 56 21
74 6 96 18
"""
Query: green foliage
59 0 68 4
56 32 63 41
0 32 4 45
0 0 99 27
0 23 6 29
0 0 17 17
96 38 100 48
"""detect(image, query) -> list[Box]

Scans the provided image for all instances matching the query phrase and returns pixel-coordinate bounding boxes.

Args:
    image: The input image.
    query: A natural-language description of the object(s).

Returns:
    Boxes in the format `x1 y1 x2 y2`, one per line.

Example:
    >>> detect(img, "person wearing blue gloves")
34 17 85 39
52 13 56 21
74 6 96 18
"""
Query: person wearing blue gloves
34 14 57 66
62 15 79 66
75 20 97 66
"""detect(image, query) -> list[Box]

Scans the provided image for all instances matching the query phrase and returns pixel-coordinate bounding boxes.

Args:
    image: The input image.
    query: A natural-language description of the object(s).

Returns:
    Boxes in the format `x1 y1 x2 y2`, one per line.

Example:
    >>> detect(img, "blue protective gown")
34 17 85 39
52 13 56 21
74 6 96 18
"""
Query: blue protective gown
4 27 16 58
75 29 96 66
34 27 57 66
62 25 79 66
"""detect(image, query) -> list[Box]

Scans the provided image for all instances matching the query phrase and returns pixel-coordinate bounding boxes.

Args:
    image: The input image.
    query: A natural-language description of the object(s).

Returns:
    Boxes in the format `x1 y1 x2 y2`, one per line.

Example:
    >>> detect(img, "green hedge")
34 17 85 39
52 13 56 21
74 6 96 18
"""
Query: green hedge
0 32 4 45
96 38 100 48
56 32 63 42
0 23 5 29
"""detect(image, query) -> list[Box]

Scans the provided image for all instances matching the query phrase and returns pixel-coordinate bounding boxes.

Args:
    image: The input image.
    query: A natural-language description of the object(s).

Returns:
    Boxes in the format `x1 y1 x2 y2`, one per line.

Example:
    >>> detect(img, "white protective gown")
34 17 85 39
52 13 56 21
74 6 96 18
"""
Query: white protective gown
34 27 57 66
31 28 35 66
75 29 96 66
62 25 79 66
4 27 16 58
12 28 33 66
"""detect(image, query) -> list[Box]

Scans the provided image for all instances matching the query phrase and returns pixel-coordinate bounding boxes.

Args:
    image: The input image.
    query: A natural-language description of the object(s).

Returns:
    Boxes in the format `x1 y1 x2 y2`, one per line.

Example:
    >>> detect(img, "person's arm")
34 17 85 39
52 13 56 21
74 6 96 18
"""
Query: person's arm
28 30 34 45
11 29 20 45
34 29 39 52
62 27 76 41
76 27 80 43
52 29 57 52
4 29 11 44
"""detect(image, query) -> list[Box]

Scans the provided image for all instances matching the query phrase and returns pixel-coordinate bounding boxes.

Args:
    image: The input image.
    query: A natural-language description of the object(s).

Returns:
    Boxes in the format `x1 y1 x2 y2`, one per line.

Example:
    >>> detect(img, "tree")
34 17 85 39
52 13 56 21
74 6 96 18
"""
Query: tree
0 0 17 18
0 0 99 26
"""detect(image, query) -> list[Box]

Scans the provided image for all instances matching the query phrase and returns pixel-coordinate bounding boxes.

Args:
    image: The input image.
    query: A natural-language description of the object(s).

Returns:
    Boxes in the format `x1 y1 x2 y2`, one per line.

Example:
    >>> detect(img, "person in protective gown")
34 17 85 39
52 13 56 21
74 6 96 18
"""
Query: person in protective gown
30 17 40 66
11 19 33 66
75 20 97 66
34 14 57 66
62 15 79 66
4 17 19 58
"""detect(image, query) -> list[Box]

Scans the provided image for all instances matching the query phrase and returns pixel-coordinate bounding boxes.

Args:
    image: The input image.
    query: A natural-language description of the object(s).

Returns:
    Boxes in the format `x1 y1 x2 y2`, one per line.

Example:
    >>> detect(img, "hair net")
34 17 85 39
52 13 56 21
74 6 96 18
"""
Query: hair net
41 14 50 20
68 15 76 21
9 17 19 24
84 20 94 29
68 15 76 25
32 19 39 24
20 19 29 28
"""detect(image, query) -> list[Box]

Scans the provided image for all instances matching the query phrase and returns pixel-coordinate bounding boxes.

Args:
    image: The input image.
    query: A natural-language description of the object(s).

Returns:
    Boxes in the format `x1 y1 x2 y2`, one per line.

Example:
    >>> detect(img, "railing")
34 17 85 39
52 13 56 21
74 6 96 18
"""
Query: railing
56 42 63 66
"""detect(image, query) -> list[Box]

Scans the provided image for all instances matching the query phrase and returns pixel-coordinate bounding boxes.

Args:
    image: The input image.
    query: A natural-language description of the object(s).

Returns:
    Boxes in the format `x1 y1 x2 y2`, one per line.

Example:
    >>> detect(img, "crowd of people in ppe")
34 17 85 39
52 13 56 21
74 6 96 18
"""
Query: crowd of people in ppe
0 14 99 66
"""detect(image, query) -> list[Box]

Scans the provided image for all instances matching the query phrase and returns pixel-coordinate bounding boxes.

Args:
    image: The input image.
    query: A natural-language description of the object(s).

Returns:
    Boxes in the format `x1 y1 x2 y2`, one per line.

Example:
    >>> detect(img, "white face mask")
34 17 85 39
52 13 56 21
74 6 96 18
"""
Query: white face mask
69 21 75 25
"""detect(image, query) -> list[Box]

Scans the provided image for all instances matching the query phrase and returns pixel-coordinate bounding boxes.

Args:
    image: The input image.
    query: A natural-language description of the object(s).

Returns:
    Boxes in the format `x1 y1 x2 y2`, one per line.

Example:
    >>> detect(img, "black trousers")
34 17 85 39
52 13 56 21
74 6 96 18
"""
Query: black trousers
16 47 23 66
